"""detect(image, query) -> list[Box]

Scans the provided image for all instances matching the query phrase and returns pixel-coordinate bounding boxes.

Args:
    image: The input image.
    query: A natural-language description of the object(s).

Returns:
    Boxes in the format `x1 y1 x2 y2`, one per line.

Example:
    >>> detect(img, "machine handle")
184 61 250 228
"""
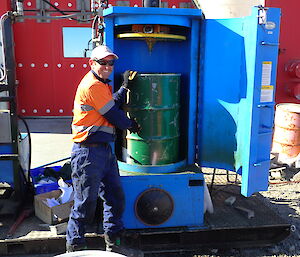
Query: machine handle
257 104 273 108
0 154 19 160
261 41 279 46
253 160 270 167
257 105 274 129
261 125 273 130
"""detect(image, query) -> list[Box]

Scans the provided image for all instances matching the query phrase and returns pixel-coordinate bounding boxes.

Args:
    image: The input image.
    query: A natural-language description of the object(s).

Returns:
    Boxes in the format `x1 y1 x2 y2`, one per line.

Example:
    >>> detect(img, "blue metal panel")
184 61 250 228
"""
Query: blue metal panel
105 7 201 27
104 6 202 18
198 8 281 196
198 18 245 171
0 144 14 184
241 8 281 196
120 172 204 229
119 159 186 174
115 15 192 27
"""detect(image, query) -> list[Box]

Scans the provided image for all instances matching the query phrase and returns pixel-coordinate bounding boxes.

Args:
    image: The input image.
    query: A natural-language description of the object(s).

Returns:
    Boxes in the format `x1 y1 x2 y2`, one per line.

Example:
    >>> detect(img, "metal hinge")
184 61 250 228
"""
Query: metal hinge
258 5 268 25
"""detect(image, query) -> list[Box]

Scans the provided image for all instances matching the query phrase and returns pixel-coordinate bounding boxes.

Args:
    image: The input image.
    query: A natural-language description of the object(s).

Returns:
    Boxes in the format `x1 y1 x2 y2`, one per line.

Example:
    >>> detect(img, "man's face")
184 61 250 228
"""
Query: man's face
89 55 115 79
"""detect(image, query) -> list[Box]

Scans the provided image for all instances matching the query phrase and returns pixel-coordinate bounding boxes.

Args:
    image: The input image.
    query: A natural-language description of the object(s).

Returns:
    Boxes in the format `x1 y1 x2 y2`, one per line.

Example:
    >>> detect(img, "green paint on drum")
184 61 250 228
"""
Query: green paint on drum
125 73 181 165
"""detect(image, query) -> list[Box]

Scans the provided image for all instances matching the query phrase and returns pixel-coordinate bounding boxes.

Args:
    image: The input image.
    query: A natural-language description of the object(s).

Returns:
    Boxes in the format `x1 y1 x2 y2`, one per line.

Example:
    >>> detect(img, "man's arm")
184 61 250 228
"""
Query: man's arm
102 104 132 130
113 86 128 107
89 83 140 132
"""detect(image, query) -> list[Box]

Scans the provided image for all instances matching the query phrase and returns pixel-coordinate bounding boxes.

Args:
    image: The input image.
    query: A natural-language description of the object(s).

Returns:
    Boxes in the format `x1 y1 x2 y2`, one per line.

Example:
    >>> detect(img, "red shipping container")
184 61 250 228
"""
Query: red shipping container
266 0 300 104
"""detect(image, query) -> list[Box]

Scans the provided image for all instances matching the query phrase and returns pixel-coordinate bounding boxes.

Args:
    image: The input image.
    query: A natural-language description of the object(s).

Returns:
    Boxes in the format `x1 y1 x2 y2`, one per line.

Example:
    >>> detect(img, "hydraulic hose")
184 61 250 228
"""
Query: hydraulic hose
18 116 32 183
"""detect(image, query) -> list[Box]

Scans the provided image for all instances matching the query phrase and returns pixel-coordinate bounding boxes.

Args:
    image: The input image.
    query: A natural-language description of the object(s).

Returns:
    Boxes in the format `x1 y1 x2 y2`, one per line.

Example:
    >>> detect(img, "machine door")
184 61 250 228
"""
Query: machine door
198 7 281 196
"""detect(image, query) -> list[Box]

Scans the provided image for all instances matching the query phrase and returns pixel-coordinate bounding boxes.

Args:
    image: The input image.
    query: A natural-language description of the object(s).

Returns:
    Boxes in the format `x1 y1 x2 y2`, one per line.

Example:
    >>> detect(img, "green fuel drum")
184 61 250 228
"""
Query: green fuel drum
125 73 180 165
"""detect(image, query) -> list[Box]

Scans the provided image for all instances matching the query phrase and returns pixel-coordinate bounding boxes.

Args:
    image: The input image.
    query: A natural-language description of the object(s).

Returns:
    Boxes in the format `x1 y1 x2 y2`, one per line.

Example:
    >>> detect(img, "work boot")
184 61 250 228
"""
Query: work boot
104 233 144 257
66 242 87 253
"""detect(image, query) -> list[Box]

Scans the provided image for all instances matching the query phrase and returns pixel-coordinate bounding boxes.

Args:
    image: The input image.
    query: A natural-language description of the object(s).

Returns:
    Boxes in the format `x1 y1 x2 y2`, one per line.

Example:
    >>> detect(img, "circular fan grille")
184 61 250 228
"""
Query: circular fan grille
135 188 174 226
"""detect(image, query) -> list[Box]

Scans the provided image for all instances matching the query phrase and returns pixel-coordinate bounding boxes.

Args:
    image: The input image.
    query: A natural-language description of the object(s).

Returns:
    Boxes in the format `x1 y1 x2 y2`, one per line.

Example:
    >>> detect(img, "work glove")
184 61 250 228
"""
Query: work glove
128 118 141 133
122 70 138 89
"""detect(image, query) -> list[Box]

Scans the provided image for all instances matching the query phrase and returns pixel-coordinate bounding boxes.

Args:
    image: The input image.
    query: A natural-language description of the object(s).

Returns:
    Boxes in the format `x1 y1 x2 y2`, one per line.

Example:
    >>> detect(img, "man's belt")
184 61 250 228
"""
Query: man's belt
78 142 108 147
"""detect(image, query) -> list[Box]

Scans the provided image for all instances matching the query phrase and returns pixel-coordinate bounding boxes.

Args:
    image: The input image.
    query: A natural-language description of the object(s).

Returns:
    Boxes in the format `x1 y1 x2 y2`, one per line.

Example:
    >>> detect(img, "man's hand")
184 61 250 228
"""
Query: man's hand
122 70 138 89
128 118 141 133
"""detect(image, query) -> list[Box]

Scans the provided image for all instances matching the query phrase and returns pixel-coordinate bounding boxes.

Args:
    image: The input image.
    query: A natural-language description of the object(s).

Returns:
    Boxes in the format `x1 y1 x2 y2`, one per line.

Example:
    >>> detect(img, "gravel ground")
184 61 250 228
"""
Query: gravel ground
231 177 300 257
187 168 300 257
257 182 299 256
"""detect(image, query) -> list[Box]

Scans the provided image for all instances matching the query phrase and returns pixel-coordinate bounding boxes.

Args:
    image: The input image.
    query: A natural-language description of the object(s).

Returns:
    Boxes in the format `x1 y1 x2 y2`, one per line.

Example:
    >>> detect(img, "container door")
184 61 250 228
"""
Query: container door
197 7 281 196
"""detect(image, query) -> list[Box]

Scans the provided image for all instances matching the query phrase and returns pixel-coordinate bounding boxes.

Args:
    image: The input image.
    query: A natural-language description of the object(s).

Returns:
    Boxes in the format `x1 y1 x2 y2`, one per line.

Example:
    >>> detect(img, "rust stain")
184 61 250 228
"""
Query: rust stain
272 103 300 158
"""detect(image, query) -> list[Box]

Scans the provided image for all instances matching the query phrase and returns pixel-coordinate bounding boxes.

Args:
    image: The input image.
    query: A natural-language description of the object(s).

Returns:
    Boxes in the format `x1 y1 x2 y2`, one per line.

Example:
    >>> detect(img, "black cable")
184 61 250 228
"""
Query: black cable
84 39 93 57
40 0 94 22
17 115 32 183
41 0 68 15
0 68 5 82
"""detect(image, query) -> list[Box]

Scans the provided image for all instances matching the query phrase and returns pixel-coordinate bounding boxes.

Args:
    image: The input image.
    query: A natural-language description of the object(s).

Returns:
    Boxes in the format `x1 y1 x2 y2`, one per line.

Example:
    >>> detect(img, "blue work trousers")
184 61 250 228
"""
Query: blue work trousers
66 142 125 246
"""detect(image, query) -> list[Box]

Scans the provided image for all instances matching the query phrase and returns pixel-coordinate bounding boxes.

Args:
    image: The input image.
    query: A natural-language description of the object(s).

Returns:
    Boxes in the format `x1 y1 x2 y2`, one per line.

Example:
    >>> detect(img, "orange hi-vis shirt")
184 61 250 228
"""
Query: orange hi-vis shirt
72 71 116 143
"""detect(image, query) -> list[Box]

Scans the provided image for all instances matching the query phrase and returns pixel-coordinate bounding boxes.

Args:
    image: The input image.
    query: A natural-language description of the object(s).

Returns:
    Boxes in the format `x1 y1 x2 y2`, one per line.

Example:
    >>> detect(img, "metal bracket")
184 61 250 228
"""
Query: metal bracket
77 0 90 10
91 15 105 47
116 1 130 6
76 0 91 22
36 0 50 23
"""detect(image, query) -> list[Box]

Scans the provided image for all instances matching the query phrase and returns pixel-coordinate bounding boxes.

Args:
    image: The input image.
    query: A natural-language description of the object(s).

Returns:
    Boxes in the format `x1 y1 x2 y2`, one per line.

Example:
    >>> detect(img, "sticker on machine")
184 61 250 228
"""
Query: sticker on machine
260 85 274 103
261 61 272 86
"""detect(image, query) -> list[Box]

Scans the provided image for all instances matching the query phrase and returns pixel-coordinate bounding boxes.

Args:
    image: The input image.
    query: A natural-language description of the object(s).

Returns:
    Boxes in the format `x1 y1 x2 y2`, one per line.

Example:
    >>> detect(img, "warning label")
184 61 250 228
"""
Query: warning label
260 85 274 103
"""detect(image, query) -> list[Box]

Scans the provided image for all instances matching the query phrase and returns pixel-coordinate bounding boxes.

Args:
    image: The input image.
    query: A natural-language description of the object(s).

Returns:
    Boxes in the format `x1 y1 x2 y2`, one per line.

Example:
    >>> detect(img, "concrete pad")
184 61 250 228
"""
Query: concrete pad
18 118 73 168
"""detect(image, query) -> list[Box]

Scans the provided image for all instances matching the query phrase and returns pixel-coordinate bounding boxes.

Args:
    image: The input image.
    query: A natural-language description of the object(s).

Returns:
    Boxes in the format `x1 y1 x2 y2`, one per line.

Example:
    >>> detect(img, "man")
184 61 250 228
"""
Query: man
66 45 142 256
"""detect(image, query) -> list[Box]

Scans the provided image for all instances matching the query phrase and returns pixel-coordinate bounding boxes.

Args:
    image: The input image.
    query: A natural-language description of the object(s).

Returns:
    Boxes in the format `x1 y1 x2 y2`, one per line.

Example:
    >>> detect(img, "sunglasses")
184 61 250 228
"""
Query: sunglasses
94 59 115 66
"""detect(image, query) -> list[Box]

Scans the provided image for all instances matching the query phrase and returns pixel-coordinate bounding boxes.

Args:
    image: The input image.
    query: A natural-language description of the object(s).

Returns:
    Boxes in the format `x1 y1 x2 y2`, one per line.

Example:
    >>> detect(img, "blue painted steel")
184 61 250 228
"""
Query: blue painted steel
118 159 186 174
241 8 281 197
120 172 204 229
188 19 200 164
115 15 193 27
198 8 281 196
104 7 202 169
104 7 202 19
0 144 14 185
0 134 29 186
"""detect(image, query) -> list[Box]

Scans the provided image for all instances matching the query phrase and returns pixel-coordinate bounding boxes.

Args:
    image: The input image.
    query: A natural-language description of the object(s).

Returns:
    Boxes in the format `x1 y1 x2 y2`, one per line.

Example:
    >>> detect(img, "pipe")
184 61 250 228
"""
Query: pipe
34 157 71 169
18 116 32 181
15 13 92 20
143 0 160 7
16 0 24 16
0 13 9 82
